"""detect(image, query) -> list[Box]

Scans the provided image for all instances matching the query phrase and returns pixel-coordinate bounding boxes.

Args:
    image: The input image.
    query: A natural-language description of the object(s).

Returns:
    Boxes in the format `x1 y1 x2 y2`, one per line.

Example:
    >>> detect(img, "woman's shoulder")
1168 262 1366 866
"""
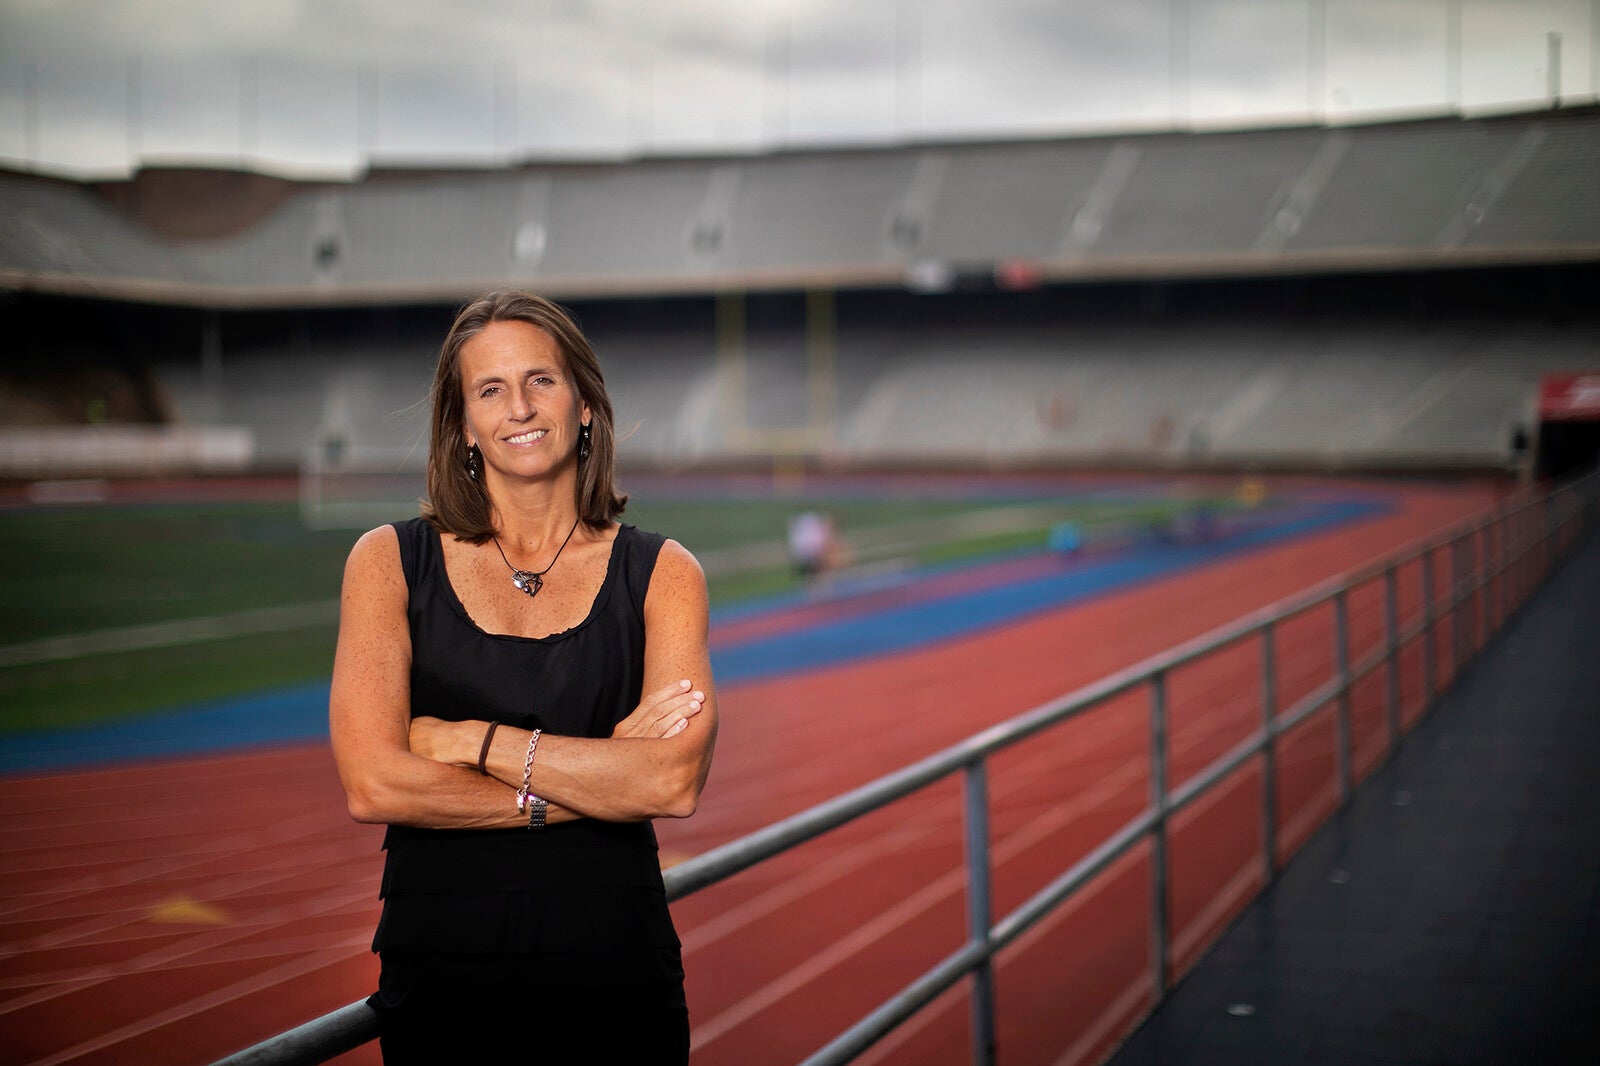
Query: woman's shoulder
627 527 705 608
613 526 703 614
345 517 436 584
348 522 399 560
348 517 431 560
340 523 408 605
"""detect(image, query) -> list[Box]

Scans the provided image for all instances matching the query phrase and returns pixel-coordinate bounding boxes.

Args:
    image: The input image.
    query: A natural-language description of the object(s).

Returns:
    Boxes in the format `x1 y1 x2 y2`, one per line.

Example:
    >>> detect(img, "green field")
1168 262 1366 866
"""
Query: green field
0 486 1245 733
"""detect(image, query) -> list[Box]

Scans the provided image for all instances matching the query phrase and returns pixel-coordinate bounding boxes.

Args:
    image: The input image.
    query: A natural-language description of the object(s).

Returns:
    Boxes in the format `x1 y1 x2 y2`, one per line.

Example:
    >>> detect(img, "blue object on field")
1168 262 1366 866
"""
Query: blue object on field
1047 521 1083 554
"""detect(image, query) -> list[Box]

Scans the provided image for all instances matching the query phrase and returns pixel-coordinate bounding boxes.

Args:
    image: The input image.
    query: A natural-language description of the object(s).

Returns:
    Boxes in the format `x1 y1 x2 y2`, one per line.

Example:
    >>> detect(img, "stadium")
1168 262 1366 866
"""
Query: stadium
2 14 1600 1065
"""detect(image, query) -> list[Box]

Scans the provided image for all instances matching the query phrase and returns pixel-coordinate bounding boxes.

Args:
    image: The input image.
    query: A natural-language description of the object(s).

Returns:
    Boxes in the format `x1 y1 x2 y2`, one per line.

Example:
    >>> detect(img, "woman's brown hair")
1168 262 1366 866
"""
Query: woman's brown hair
422 290 626 542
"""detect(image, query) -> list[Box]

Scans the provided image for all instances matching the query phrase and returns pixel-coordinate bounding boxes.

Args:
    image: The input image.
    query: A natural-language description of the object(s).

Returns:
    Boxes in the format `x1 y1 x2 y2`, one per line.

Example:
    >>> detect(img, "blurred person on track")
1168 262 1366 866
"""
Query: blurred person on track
787 508 837 580
330 290 717 1063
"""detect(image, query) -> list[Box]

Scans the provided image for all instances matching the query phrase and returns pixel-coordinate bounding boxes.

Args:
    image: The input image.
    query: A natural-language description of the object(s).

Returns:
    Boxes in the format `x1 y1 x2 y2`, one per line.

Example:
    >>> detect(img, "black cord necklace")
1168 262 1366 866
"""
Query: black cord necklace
492 517 580 598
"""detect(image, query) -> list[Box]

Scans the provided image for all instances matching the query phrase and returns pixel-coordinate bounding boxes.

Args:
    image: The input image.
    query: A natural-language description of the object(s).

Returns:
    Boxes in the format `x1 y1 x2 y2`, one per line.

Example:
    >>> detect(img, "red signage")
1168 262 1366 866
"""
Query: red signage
1539 373 1600 422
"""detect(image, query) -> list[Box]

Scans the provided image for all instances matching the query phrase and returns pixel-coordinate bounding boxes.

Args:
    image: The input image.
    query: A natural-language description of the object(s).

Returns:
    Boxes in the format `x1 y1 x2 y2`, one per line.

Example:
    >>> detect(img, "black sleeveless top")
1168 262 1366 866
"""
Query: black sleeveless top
371 518 681 959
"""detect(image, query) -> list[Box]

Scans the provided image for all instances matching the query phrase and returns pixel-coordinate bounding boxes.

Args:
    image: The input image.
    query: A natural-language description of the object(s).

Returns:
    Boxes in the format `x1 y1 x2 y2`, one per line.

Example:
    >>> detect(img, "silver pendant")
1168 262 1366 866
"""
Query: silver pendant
512 570 543 597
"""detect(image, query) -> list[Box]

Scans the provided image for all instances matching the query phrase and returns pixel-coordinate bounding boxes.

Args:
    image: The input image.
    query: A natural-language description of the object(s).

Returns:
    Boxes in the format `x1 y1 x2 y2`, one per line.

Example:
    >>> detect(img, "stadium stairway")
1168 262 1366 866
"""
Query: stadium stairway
1105 523 1600 1065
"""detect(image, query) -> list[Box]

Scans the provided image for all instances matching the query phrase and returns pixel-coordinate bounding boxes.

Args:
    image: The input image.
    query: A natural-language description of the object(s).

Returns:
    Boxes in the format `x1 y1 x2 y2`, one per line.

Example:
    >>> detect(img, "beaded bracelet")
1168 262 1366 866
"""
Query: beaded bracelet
515 729 542 813
476 721 501 776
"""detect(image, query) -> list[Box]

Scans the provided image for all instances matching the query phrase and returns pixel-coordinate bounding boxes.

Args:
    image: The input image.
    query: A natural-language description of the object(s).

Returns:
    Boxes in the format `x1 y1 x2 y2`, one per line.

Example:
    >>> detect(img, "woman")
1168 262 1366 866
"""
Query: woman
330 290 717 1062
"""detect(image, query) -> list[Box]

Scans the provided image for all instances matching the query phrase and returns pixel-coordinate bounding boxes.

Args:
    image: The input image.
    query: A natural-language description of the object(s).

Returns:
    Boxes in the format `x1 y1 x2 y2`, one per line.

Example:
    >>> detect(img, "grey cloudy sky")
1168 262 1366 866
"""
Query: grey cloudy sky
0 0 1594 179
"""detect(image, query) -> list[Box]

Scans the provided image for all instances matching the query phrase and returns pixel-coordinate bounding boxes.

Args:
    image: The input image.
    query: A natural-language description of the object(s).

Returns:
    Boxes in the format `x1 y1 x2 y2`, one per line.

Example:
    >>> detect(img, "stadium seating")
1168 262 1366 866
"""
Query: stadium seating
145 317 1598 472
4 111 1598 300
6 108 1597 475
156 344 433 464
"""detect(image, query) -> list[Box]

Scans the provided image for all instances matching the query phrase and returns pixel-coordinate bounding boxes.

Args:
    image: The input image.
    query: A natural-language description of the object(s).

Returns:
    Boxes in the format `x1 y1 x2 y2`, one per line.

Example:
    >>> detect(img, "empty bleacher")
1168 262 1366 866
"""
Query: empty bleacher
6 107 1597 477
3 109 1597 303
144 313 1598 472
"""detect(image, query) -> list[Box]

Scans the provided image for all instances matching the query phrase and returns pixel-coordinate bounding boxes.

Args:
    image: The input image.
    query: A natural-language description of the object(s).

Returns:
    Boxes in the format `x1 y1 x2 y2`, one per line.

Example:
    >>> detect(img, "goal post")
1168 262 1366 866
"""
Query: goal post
299 442 429 530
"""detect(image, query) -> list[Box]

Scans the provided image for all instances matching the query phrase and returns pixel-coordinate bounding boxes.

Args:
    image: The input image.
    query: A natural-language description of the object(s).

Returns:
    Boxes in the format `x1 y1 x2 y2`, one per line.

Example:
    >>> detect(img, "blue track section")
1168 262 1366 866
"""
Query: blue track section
712 498 1384 684
0 681 334 774
0 496 1387 774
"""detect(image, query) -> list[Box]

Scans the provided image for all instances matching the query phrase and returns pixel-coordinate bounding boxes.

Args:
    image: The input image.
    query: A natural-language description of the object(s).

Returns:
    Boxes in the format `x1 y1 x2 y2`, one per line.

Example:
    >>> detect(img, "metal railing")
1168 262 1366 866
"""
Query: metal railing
218 473 1597 1066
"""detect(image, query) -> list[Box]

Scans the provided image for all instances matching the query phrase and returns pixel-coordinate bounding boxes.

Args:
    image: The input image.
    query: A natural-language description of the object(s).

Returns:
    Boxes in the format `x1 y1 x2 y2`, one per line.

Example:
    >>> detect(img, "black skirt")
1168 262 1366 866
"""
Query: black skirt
370 948 688 1064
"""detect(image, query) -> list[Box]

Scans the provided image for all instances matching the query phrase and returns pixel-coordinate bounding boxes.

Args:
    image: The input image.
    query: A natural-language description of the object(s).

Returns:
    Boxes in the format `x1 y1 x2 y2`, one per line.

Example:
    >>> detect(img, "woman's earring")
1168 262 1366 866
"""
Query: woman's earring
465 444 481 481
578 423 592 462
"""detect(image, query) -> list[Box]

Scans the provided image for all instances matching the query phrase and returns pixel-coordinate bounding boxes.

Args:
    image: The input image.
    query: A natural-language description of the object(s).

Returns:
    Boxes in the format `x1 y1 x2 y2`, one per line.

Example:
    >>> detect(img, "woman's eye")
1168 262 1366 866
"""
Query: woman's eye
480 385 501 398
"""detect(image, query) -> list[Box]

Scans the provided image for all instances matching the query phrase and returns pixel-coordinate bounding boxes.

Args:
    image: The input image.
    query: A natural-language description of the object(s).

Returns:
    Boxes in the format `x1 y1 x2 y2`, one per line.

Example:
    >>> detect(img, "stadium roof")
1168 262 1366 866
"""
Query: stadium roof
2 108 1597 309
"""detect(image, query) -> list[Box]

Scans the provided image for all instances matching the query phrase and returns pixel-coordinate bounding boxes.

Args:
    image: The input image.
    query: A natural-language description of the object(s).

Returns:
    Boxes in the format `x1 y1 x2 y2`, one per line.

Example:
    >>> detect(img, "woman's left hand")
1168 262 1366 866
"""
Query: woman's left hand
612 678 705 740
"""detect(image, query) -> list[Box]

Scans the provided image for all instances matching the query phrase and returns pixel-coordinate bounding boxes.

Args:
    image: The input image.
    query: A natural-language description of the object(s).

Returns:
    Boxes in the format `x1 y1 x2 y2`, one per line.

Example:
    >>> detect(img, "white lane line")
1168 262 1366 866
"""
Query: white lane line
1051 972 1154 1066
5 894 376 991
0 599 338 668
1 819 368 941
690 735 1153 1052
0 809 358 919
688 851 971 1051
852 736 1272 1066
850 846 1146 1066
692 683 1294 1054
1169 855 1263 970
2 808 357 875
0 881 376 1015
0 852 370 939
0 845 376 964
682 671 1256 963
23 939 371 1066
1 773 340 827
680 707 1137 957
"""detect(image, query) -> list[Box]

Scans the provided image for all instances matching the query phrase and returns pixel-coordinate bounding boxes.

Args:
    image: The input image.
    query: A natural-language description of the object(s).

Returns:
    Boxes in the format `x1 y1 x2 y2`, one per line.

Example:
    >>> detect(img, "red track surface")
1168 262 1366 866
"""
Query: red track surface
0 480 1518 1065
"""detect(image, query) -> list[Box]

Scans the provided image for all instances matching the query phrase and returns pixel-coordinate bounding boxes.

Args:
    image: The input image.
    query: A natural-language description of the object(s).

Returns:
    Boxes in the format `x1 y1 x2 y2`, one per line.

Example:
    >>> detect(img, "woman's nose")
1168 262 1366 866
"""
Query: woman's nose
507 386 534 420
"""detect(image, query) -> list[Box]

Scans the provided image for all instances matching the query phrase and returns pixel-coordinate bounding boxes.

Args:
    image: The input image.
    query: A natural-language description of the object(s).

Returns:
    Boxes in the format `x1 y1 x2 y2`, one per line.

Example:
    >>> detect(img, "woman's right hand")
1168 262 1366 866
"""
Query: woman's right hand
612 678 705 740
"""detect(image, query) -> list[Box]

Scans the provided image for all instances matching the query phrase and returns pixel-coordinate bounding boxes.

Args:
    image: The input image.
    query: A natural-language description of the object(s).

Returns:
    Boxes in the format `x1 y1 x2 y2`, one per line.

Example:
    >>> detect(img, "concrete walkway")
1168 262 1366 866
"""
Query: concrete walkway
1108 525 1600 1065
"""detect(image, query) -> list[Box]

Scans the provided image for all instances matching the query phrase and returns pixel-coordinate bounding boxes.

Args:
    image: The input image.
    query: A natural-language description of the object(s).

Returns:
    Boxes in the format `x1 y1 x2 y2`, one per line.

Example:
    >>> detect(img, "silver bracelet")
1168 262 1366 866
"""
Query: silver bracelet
515 728 542 812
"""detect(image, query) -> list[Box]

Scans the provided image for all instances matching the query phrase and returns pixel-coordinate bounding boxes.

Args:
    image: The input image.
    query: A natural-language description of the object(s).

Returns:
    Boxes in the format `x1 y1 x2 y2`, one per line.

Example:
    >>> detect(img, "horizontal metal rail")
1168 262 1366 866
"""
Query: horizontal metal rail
216 471 1596 1066
216 1001 380 1066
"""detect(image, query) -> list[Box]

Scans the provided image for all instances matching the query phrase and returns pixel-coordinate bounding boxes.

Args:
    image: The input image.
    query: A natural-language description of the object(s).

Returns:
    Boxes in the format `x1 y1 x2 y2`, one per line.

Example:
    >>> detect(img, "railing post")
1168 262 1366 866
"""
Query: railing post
1260 622 1278 882
1508 508 1521 610
1517 503 1531 606
962 760 996 1066
1477 523 1492 650
1449 538 1465 676
1383 566 1401 751
1541 494 1554 577
1334 590 1352 804
1420 546 1437 710
1516 502 1529 601
1465 533 1479 654
1148 671 1170 998
1503 509 1513 611
1488 515 1503 631
1496 515 1508 629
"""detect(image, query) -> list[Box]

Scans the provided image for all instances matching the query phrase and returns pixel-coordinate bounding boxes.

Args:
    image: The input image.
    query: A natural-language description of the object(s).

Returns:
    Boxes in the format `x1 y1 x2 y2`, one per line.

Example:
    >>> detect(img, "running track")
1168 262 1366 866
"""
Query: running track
0 478 1509 1064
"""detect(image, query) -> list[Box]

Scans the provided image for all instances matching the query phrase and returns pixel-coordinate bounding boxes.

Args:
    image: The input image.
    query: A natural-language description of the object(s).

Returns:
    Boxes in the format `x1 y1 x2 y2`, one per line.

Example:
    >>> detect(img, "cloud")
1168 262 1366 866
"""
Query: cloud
0 0 1589 177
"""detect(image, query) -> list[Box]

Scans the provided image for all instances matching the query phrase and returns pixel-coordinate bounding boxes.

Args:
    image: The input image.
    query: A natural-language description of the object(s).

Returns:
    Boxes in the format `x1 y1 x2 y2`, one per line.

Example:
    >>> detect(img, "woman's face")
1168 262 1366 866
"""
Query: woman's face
458 319 590 485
